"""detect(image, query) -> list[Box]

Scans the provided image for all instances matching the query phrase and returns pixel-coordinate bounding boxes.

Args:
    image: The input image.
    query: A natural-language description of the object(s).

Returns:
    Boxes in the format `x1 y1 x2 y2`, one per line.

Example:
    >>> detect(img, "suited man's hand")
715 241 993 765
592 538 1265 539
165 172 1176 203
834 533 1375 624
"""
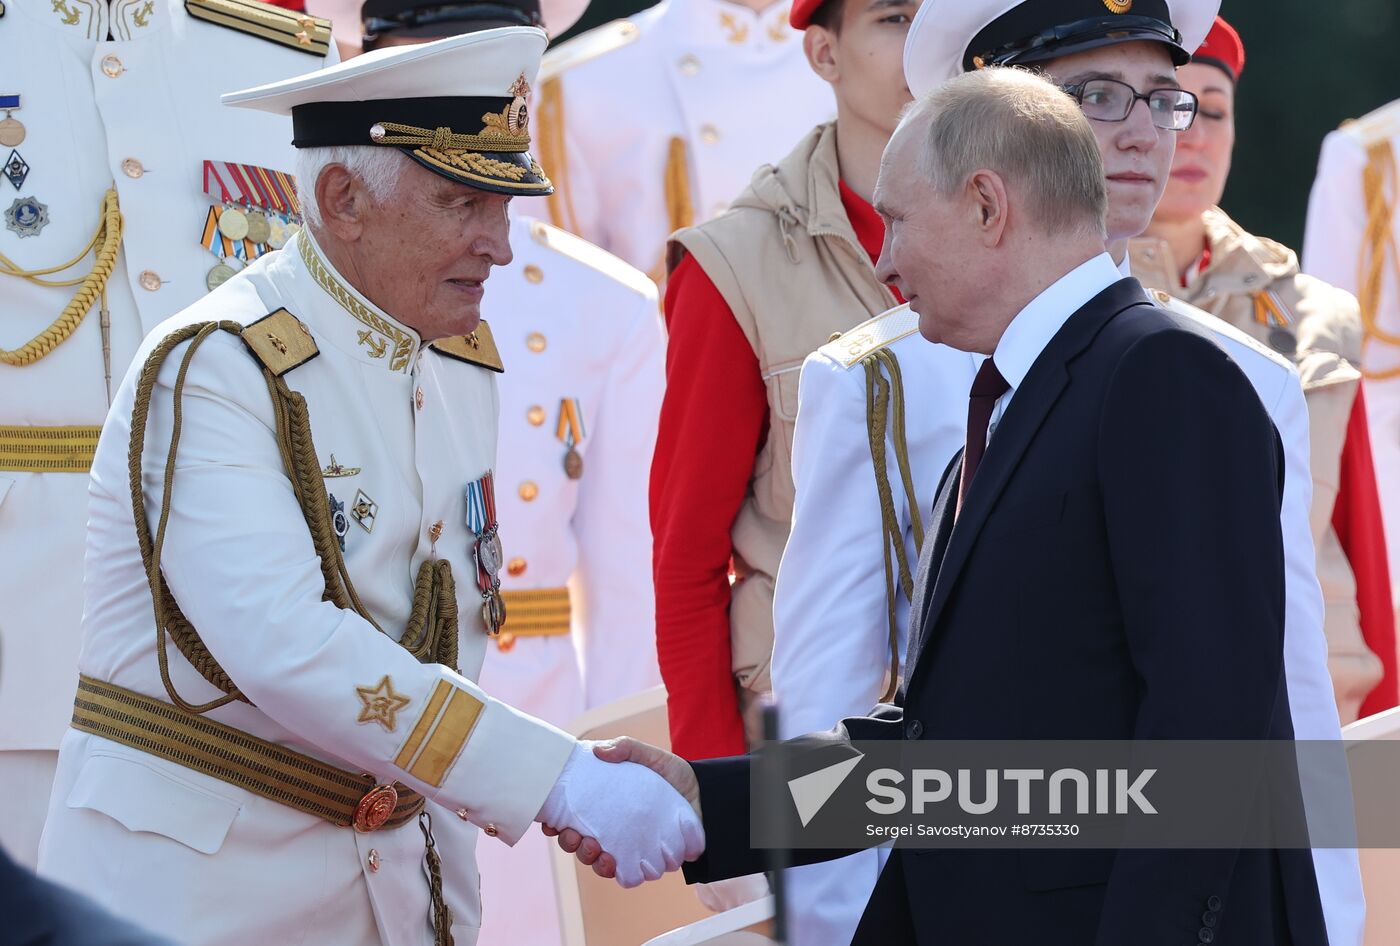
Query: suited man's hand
536 741 704 887
541 737 704 881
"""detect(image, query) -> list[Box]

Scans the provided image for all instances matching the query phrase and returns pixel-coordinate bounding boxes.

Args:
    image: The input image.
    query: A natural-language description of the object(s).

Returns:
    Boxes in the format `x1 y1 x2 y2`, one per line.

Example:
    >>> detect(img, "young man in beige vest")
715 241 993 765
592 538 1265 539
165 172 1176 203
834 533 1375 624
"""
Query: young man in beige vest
650 0 920 763
648 1 927 935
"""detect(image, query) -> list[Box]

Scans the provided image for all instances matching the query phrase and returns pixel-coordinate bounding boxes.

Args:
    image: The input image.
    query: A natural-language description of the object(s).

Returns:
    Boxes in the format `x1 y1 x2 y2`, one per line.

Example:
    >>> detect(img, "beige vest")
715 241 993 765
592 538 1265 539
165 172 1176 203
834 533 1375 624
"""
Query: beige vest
669 122 896 740
1131 208 1379 723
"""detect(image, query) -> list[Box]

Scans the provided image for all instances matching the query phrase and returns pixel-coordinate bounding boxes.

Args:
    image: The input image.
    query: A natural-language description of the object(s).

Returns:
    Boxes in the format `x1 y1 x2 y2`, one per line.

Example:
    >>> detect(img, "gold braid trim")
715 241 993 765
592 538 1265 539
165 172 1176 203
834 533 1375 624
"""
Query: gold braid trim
128 321 460 715
537 77 578 233
862 349 923 703
1359 138 1400 379
373 120 530 154
650 136 696 283
0 188 122 367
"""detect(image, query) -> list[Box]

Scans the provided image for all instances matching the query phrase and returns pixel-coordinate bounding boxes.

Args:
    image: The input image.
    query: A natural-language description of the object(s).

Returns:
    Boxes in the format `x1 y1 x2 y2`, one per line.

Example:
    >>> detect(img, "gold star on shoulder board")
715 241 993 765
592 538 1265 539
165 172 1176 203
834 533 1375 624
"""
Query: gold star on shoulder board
356 675 412 732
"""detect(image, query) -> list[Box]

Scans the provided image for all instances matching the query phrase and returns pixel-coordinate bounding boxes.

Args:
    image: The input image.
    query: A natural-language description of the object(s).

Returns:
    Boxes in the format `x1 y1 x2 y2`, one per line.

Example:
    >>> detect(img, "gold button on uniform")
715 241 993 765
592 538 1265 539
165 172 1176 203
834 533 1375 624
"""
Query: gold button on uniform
678 53 701 76
523 264 544 284
484 823 499 838
101 55 124 77
526 332 546 353
518 481 539 502
121 158 144 179
415 387 424 411
456 808 470 821
527 405 546 426
507 557 527 577
700 124 720 144
138 270 161 292
367 849 381 872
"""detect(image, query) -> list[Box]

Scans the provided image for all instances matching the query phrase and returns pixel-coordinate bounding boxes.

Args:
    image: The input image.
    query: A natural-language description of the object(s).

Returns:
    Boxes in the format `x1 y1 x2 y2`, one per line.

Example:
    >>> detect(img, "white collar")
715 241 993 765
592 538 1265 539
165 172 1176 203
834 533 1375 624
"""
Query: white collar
992 253 1121 392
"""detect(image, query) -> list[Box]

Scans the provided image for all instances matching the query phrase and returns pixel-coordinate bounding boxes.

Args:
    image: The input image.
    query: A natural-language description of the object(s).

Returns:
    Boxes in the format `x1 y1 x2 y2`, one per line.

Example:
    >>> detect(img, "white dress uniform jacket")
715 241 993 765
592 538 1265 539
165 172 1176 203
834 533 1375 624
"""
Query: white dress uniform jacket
527 0 835 280
771 306 977 946
0 0 333 865
1303 101 1400 618
474 215 664 946
772 270 1364 945
37 231 575 946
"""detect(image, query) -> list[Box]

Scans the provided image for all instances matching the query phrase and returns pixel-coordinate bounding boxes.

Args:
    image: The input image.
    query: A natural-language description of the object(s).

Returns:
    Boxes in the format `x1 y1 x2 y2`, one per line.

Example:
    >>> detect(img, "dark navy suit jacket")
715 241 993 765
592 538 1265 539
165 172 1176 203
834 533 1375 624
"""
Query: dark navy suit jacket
683 279 1329 946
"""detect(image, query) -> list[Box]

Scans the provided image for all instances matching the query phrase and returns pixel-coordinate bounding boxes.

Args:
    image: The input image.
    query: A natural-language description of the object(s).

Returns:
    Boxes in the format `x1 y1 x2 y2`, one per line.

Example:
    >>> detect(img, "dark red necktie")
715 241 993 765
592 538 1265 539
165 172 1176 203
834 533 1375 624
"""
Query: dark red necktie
957 357 1010 514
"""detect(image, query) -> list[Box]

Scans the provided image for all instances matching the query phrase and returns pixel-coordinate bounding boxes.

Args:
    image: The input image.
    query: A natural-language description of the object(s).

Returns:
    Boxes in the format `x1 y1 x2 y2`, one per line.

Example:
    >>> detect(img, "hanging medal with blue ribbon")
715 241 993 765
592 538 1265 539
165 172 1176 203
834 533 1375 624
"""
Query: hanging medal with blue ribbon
466 471 506 635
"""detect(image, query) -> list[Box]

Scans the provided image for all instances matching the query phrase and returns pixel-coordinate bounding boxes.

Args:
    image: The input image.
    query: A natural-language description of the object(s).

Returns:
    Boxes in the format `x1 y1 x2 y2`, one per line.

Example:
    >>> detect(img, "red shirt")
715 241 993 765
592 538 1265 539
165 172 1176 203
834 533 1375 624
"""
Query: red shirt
651 181 894 760
1332 385 1398 718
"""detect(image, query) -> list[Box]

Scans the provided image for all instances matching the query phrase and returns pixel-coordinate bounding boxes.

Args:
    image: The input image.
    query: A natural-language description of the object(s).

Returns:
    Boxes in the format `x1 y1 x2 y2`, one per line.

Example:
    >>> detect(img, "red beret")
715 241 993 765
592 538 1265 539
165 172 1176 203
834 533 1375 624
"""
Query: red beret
1193 15 1245 81
790 0 823 30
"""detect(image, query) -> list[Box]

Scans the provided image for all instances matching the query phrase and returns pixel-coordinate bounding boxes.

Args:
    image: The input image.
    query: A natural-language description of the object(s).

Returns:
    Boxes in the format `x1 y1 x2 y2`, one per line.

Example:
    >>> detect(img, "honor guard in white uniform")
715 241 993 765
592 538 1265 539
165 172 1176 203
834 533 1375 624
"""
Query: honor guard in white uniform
771 2 1365 944
0 0 335 868
1304 102 1400 629
358 5 666 942
35 29 702 946
528 0 836 281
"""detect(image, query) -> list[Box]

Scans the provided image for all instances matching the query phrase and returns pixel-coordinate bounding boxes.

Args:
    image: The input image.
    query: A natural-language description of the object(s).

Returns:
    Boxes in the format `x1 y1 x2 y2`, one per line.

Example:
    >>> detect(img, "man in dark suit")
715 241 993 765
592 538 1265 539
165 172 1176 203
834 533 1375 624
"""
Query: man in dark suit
548 66 1326 946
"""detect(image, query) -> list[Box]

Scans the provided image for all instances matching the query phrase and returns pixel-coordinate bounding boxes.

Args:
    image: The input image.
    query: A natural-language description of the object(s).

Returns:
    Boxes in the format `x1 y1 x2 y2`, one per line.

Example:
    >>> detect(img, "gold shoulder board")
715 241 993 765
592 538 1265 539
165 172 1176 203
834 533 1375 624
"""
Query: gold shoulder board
241 309 319 376
820 304 921 369
528 220 654 297
185 0 332 56
432 321 504 373
538 18 643 84
1342 99 1400 146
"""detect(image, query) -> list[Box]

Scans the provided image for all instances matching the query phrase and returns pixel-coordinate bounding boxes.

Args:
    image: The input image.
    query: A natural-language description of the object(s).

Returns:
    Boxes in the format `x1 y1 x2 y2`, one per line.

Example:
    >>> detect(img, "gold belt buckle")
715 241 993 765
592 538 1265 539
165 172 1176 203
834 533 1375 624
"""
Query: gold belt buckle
353 783 399 832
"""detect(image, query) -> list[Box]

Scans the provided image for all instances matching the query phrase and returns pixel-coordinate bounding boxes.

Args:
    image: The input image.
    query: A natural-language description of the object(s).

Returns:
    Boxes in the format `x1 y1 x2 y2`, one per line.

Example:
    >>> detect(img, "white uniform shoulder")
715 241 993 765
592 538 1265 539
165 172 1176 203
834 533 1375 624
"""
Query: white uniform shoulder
523 218 657 300
183 0 333 57
1339 98 1400 148
1147 287 1291 373
538 10 655 83
817 304 920 369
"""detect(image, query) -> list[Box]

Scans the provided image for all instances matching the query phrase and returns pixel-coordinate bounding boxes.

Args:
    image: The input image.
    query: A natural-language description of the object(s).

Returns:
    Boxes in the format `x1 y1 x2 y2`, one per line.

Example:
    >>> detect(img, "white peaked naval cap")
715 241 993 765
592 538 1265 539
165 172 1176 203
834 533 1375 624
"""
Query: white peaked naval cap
223 26 553 196
903 0 1219 98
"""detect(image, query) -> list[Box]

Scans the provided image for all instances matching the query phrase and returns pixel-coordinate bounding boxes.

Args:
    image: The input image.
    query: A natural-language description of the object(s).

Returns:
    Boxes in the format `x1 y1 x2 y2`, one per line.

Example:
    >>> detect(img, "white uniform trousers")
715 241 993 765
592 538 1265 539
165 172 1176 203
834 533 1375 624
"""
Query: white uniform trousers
0 750 58 868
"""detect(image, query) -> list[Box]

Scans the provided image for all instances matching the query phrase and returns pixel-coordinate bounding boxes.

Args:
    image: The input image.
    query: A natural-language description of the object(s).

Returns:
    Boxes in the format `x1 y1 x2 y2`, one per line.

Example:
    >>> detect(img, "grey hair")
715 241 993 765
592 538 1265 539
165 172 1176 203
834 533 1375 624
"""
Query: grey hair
294 146 412 228
903 67 1107 237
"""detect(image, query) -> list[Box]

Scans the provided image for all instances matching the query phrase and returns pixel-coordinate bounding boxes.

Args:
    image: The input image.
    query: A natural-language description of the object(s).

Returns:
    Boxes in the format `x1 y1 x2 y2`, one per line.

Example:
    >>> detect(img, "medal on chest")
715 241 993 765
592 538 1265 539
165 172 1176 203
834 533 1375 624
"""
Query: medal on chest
200 160 304 290
556 397 586 480
465 471 507 635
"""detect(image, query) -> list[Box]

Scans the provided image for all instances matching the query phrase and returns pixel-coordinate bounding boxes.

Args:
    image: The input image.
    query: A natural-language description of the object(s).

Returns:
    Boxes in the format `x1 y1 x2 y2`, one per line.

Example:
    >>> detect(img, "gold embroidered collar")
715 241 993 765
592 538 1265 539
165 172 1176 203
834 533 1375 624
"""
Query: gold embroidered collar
297 231 419 373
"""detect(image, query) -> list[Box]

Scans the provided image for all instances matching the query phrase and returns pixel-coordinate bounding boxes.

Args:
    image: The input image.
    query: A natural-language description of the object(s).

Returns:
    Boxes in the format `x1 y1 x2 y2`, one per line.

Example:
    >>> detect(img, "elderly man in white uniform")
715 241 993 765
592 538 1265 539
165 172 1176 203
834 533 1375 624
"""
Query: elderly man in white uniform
0 0 337 869
772 2 1366 944
35 30 701 946
355 4 668 942
529 0 837 281
1303 102 1400 633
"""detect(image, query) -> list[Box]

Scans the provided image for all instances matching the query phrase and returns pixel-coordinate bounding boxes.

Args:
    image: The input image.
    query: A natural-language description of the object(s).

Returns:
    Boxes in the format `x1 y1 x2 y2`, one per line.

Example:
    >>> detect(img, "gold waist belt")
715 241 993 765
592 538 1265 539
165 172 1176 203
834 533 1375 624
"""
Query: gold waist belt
0 425 102 472
498 586 571 642
71 675 424 832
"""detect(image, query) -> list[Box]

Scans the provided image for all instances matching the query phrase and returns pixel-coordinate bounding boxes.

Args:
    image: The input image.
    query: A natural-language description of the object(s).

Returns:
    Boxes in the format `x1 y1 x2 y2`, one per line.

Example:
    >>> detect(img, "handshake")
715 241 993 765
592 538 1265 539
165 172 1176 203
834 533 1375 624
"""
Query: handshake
534 737 706 888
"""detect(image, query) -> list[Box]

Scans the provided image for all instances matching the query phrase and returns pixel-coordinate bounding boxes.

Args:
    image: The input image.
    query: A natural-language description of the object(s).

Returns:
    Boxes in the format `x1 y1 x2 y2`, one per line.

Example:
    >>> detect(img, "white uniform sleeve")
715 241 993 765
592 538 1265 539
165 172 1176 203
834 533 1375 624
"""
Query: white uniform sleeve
772 350 908 946
772 350 905 738
143 335 574 846
1268 370 1366 946
1302 131 1368 295
573 287 667 707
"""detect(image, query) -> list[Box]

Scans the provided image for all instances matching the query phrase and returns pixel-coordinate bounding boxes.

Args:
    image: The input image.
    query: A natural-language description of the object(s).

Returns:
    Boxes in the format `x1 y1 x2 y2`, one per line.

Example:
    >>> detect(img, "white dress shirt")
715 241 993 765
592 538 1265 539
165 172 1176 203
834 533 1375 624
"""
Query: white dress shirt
987 252 1122 435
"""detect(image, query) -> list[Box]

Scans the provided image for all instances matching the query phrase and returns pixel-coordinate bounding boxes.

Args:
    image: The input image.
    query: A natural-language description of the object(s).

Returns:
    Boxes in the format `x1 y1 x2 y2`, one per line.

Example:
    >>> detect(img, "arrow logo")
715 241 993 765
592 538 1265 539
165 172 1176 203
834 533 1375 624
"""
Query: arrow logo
787 752 864 827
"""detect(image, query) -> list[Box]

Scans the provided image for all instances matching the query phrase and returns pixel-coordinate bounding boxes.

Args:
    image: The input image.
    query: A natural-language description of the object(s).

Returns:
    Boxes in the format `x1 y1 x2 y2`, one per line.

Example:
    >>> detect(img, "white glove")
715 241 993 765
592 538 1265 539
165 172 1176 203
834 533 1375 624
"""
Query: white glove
536 742 705 888
695 873 770 912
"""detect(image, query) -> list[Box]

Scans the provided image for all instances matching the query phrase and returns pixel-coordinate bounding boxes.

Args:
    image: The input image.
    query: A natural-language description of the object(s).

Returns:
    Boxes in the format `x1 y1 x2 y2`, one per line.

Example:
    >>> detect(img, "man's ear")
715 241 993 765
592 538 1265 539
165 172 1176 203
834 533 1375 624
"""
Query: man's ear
967 169 1009 246
803 25 839 83
314 164 366 242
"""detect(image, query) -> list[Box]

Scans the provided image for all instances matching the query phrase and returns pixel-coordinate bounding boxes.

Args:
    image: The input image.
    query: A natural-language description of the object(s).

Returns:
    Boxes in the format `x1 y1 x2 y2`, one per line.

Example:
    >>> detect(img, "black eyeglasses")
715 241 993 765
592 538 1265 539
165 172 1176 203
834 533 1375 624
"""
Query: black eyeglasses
1061 78 1198 132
